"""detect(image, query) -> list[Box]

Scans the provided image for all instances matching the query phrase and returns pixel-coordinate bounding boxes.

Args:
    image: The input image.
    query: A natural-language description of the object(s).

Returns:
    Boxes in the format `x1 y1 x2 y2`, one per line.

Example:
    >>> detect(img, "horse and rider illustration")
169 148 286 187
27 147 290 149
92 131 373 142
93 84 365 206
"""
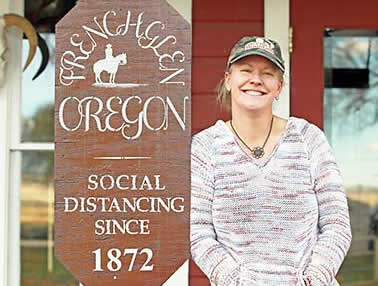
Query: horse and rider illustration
93 44 127 85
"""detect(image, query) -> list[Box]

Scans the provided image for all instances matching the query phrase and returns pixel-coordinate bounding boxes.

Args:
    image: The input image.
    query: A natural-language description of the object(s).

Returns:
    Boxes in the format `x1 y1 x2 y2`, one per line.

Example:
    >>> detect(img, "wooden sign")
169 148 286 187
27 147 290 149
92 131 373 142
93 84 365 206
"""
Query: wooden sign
54 0 191 285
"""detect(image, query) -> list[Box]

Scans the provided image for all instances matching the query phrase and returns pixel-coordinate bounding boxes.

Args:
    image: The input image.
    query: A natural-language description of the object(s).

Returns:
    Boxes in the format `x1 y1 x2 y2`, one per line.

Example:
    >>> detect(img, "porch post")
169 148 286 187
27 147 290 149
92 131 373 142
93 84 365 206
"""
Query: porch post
264 0 290 119
0 0 24 286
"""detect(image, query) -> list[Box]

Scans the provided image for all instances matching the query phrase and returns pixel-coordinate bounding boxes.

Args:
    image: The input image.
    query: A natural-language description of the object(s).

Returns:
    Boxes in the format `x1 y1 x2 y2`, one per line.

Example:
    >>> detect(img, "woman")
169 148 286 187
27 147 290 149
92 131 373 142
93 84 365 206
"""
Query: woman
190 36 352 286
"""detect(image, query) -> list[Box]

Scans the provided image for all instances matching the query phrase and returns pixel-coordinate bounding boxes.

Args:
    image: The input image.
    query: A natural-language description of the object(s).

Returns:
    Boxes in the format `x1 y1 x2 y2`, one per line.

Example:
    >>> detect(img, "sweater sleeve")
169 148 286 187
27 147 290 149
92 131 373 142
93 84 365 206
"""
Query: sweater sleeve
302 124 352 286
190 133 240 286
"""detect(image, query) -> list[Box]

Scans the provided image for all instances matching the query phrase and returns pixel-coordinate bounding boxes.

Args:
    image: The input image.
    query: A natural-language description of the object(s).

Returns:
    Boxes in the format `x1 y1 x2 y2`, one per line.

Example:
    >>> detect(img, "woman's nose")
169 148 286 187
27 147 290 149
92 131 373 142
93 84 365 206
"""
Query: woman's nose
248 72 263 84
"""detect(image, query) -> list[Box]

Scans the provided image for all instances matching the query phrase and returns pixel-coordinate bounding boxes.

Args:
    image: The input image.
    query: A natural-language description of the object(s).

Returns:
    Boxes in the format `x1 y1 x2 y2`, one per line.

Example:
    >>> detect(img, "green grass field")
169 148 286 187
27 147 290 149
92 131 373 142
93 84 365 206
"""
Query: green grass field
21 246 77 286
338 254 377 285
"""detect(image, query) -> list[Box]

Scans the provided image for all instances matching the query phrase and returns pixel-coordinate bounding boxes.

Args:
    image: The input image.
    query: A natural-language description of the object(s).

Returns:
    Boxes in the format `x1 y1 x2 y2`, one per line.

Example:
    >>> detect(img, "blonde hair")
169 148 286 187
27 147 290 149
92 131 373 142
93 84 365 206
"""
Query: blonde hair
216 65 284 113
216 77 232 113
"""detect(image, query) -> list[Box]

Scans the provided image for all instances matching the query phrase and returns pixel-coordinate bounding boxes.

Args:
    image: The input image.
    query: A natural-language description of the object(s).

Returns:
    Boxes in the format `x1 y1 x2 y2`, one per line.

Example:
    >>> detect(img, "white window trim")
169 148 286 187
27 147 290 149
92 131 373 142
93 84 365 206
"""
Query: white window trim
264 0 290 119
1 1 23 285
0 1 54 285
7 19 22 286
0 42 12 286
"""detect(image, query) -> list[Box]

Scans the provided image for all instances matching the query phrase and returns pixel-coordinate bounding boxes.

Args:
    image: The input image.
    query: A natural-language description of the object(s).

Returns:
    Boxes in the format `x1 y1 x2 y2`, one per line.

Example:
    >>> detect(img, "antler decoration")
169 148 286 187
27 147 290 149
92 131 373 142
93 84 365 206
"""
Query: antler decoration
0 13 38 86
5 13 38 71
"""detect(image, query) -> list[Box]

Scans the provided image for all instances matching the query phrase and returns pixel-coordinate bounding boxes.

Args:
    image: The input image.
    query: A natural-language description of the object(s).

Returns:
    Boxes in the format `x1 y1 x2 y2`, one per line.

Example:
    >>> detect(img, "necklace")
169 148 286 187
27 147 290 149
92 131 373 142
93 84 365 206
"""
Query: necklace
230 117 274 159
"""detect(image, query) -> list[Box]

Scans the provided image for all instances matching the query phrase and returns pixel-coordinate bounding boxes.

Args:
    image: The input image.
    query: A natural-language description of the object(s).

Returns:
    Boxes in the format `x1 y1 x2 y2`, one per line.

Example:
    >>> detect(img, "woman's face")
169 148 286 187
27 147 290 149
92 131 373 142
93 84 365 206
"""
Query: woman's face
225 55 283 114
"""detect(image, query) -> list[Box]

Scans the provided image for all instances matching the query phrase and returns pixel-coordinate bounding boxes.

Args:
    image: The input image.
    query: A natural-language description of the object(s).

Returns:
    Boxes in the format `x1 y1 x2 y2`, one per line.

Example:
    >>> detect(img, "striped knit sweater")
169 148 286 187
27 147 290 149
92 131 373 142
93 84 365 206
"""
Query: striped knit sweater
190 117 352 286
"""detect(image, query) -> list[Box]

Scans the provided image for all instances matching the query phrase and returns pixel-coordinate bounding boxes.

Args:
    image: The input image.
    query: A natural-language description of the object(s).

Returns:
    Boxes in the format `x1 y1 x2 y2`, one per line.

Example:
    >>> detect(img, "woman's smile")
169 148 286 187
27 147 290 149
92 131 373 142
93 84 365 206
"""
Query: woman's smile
240 88 267 97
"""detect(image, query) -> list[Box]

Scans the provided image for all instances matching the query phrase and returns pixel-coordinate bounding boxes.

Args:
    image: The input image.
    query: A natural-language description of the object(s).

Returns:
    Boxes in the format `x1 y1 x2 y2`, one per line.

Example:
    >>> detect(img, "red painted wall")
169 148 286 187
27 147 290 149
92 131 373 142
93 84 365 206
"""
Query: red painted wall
190 1 264 284
191 0 264 135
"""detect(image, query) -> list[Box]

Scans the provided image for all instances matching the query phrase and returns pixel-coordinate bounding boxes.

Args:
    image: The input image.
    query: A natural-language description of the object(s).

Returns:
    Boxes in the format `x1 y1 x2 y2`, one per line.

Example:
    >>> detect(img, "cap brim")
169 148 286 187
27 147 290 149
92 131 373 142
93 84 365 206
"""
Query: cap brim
229 49 285 72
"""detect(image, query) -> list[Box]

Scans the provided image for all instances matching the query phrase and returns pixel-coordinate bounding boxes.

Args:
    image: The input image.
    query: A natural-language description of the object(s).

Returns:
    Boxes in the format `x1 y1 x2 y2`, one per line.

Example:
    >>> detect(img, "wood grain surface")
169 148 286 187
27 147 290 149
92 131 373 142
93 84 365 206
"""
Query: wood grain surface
55 1 191 285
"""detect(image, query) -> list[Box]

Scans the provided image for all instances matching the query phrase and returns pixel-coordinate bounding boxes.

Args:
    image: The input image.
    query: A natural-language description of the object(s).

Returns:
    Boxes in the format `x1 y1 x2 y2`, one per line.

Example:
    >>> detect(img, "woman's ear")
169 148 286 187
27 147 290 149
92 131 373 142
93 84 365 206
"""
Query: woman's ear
276 70 285 93
276 79 283 93
224 71 231 92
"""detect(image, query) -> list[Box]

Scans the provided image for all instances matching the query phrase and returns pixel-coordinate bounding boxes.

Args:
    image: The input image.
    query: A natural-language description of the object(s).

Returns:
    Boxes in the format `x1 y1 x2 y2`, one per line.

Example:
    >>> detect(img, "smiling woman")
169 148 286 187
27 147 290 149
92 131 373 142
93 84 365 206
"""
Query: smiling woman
190 36 352 286
224 56 283 115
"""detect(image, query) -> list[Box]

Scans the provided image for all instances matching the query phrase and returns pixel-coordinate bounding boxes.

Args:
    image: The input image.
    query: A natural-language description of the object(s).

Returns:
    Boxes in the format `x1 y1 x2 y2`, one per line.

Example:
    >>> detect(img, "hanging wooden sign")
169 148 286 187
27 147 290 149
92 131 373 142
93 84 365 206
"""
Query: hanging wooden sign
54 0 191 285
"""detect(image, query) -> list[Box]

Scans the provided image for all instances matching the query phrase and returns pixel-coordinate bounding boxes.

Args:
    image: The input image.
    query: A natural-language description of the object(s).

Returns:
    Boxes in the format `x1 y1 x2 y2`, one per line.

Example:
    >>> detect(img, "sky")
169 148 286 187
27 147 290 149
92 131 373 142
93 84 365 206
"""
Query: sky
22 33 55 118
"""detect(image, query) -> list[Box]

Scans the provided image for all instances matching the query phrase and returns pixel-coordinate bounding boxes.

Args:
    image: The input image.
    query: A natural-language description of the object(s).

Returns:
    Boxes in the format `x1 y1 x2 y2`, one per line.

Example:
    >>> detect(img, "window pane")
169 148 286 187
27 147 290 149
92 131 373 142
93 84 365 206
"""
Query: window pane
21 33 55 143
21 151 77 285
324 30 378 285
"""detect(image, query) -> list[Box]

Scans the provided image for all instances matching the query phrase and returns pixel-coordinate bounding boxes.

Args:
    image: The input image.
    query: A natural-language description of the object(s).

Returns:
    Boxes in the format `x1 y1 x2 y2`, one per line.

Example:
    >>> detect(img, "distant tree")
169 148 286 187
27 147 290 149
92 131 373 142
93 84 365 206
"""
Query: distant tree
22 103 54 185
330 38 378 131
26 103 54 142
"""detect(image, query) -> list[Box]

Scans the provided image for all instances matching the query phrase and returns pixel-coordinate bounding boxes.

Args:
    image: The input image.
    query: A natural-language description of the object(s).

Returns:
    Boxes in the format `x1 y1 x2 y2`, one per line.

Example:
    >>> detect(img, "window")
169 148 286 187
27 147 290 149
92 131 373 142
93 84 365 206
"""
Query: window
324 29 378 284
17 33 77 285
2 1 79 284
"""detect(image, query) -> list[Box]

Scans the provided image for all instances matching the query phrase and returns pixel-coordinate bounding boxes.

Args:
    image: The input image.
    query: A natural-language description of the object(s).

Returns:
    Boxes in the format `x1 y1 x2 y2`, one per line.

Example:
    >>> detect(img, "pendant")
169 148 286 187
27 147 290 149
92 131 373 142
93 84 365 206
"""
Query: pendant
251 146 265 159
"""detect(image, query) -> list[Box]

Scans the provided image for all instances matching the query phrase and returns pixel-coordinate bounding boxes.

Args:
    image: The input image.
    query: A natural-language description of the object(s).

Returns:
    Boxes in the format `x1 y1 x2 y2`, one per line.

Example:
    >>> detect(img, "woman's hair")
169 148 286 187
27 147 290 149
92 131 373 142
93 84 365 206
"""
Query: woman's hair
216 65 284 113
216 76 232 113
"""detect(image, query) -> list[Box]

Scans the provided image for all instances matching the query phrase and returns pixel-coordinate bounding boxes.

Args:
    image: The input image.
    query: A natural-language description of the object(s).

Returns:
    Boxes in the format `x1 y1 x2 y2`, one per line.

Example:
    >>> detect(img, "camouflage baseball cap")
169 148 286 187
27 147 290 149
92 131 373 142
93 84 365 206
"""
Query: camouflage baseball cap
227 36 285 72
